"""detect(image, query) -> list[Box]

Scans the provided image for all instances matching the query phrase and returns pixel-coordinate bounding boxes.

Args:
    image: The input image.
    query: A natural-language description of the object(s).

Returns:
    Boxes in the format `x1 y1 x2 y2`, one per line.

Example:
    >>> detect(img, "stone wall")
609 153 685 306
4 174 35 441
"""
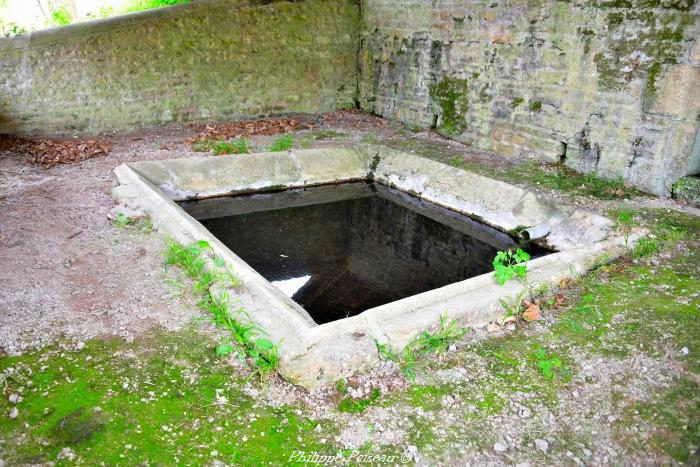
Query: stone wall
359 0 700 196
0 0 359 135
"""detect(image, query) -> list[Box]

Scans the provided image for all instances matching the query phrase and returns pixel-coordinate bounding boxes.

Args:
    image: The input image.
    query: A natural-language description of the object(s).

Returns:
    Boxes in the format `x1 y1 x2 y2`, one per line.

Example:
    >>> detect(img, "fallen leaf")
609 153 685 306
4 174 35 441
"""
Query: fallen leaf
554 293 567 307
559 277 573 289
186 118 313 145
496 315 517 326
522 304 541 322
0 134 111 168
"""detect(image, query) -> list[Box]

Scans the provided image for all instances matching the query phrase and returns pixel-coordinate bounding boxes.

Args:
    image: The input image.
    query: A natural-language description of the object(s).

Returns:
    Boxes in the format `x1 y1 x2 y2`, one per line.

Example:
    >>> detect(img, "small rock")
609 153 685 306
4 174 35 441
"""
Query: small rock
535 439 549 453
680 347 689 355
8 407 18 419
8 394 20 404
76 341 85 350
57 447 76 461
486 323 500 333
518 406 531 418
448 343 457 352
494 442 507 453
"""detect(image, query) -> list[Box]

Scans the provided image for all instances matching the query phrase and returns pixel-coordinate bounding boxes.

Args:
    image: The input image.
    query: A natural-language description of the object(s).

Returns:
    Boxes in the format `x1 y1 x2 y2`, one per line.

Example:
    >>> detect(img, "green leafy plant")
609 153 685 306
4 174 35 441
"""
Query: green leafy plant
499 288 528 318
493 248 531 285
112 213 133 228
299 135 313 149
0 20 27 37
50 5 73 26
191 139 249 155
113 213 153 232
450 157 463 168
124 0 190 13
361 132 378 144
583 172 626 197
375 315 466 382
632 237 659 258
335 378 349 395
213 139 249 155
612 208 636 246
530 347 562 380
268 134 294 152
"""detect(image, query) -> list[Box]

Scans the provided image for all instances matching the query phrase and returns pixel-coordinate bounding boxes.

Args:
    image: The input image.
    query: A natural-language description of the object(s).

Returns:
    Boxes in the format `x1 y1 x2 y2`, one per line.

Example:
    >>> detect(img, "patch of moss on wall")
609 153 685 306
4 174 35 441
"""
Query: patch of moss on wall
429 76 469 137
529 100 542 112
592 4 691 91
644 62 662 109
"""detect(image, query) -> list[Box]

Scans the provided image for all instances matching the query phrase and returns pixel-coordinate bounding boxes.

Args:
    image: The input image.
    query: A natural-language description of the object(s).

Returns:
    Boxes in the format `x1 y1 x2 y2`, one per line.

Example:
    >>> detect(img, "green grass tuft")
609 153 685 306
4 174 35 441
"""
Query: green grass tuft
164 239 277 378
268 134 294 152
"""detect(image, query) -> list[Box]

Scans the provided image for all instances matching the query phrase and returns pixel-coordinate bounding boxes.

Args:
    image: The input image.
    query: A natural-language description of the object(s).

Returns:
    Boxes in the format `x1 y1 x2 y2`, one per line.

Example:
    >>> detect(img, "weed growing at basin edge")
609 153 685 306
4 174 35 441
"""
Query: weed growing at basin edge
191 138 249 155
611 207 636 246
164 239 278 378
375 314 467 383
113 213 153 232
268 134 294 152
361 132 379 144
492 248 530 286
461 161 640 200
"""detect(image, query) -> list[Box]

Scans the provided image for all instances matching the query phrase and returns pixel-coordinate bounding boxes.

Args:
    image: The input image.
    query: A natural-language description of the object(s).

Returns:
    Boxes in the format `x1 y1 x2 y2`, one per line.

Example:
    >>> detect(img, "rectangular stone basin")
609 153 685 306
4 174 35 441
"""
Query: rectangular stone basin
111 145 632 388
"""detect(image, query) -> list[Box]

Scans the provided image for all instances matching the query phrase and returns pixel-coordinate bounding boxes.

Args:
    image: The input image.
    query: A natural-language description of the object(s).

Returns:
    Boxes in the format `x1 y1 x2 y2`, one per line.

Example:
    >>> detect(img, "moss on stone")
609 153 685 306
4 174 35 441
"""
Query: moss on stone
529 100 542 112
592 5 690 91
644 62 662 107
429 76 469 137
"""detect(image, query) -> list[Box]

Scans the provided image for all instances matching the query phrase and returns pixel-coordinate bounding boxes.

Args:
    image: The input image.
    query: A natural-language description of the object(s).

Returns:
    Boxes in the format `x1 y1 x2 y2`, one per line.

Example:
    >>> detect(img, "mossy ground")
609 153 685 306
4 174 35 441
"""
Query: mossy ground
0 329 332 465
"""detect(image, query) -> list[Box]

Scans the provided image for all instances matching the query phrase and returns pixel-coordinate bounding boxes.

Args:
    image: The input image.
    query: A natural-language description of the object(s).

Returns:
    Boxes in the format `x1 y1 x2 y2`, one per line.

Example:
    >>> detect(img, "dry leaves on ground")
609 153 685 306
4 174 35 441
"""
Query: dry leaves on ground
321 108 390 130
186 118 313 144
0 135 111 168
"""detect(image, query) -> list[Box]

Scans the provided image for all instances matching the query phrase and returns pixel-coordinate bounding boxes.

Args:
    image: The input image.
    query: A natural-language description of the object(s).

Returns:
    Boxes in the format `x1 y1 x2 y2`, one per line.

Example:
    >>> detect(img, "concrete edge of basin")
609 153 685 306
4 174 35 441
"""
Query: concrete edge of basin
111 147 635 389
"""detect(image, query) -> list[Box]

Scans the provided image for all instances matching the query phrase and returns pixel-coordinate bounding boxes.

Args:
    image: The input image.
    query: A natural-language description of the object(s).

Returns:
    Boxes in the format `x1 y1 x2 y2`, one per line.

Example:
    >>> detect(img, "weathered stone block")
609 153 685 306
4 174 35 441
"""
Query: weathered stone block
650 65 700 120
672 176 700 207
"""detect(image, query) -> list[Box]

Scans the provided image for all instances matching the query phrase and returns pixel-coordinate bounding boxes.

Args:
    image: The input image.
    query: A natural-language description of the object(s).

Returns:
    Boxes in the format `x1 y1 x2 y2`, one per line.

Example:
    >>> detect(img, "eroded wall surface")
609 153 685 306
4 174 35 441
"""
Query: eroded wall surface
359 0 700 196
0 0 359 135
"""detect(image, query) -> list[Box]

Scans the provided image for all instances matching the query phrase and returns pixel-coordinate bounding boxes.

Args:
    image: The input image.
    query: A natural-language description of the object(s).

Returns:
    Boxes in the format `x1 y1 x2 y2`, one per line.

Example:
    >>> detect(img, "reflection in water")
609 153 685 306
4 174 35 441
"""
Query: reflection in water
271 275 311 298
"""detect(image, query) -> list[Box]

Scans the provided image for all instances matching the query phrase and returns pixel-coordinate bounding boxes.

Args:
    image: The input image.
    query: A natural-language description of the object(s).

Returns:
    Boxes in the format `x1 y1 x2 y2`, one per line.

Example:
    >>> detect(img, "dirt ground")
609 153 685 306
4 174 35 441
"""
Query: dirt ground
0 111 698 465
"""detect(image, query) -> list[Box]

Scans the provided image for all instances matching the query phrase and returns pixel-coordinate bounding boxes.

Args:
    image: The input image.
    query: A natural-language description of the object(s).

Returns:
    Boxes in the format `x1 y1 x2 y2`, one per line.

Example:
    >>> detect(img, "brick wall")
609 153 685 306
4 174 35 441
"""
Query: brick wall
359 0 700 196
0 0 359 135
